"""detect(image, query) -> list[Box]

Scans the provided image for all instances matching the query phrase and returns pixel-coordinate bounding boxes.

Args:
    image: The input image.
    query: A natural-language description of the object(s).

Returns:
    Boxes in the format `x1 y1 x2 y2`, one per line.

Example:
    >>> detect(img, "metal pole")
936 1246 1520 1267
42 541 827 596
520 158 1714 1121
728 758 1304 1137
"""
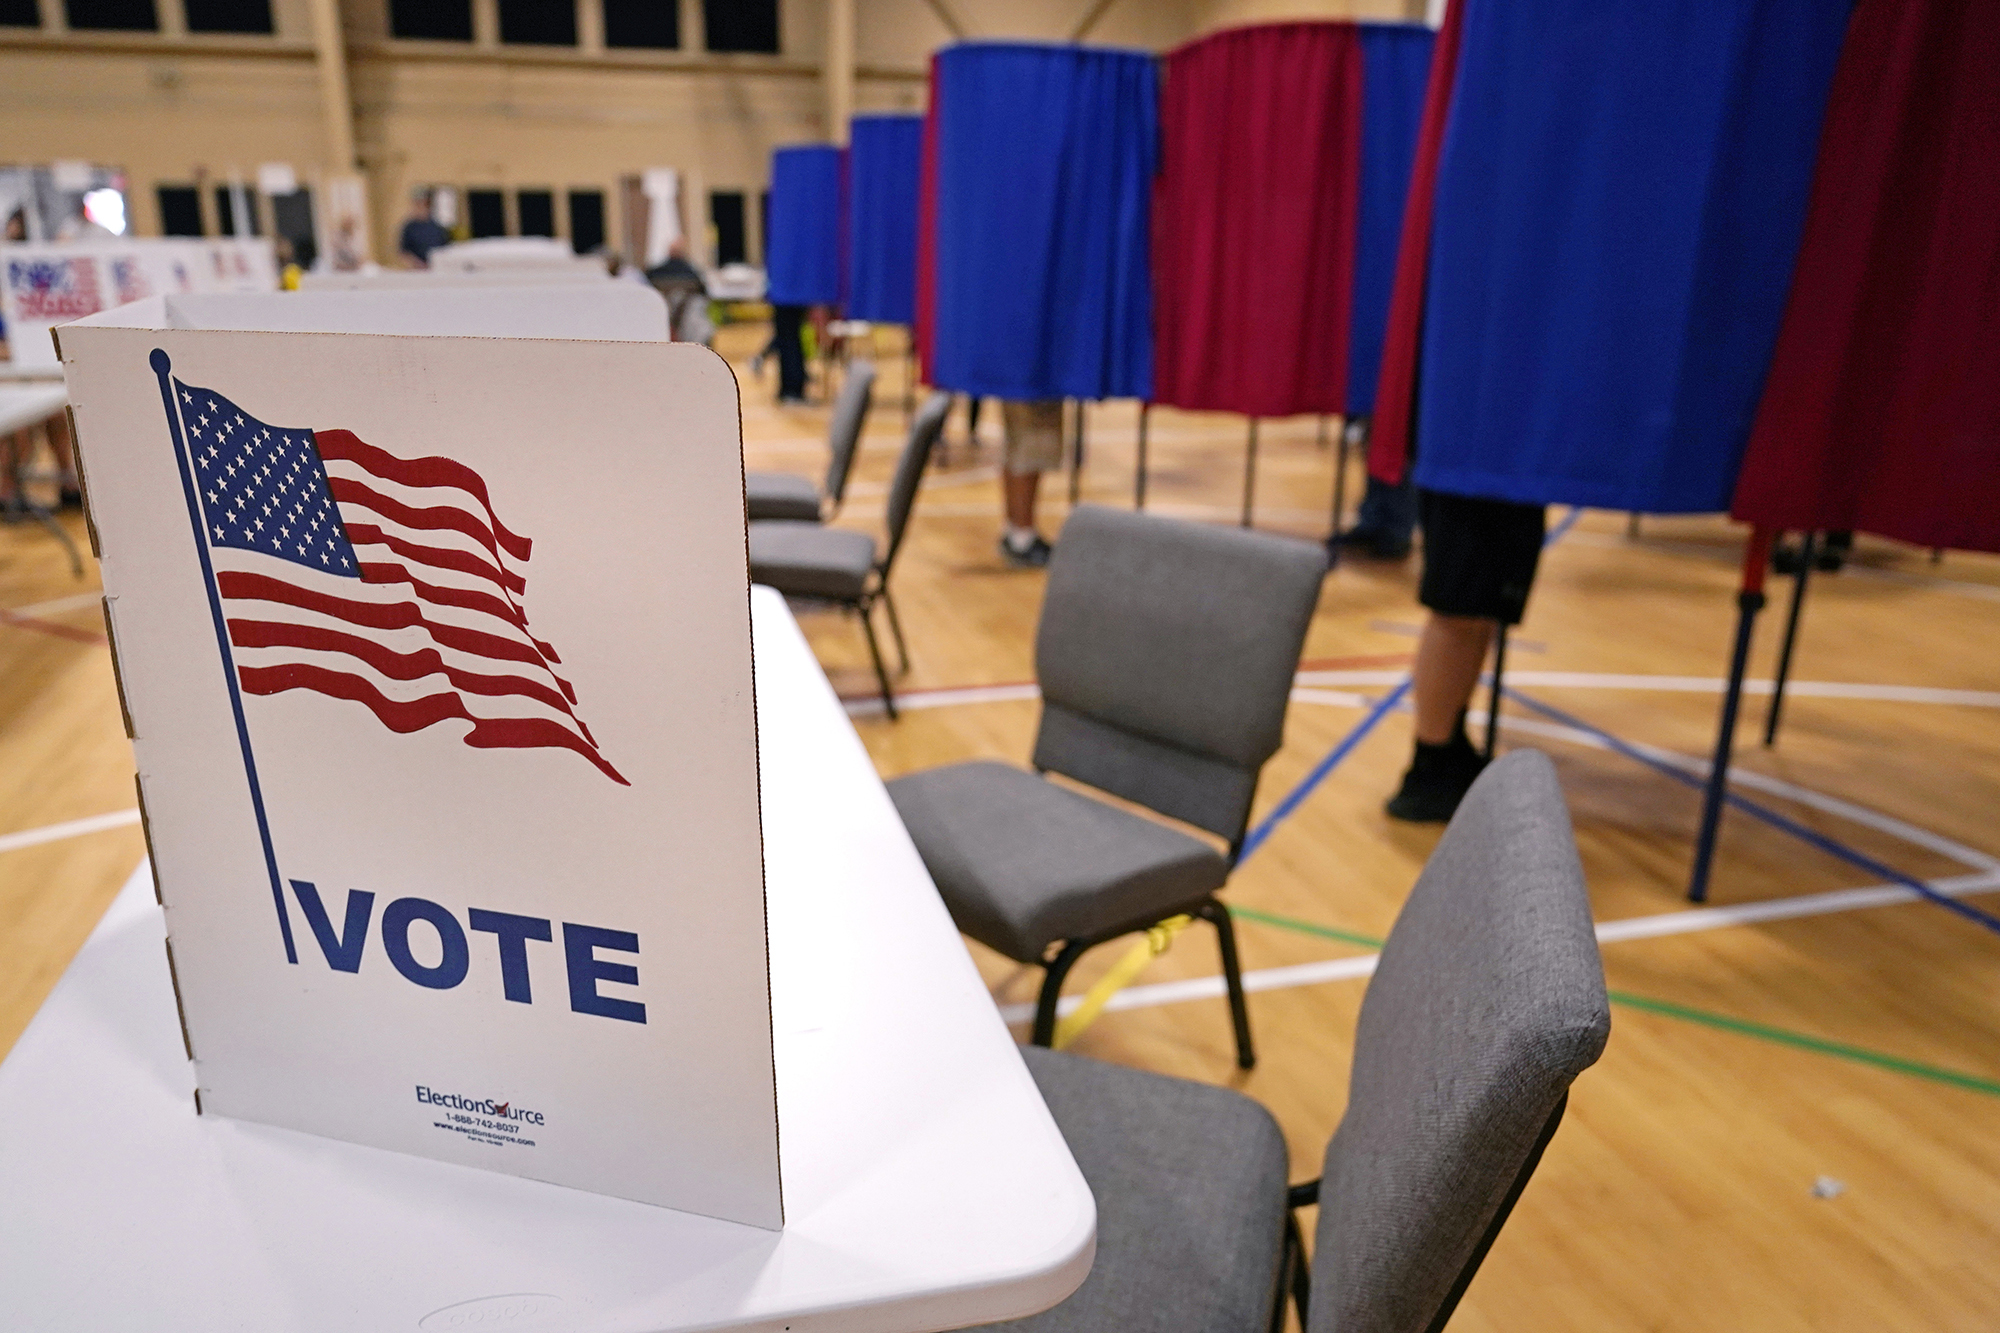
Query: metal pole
1484 621 1508 759
1763 530 1817 747
1626 512 1641 539
1067 399 1083 505
1689 526 1775 903
1241 418 1258 528
1134 402 1149 510
1329 422 1351 545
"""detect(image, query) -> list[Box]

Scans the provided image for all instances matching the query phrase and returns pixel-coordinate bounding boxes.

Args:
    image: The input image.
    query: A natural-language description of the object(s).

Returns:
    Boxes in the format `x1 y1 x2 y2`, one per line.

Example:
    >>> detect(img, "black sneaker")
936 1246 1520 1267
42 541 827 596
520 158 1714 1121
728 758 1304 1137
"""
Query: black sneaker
1386 731 1489 823
999 533 1053 568
1329 525 1413 560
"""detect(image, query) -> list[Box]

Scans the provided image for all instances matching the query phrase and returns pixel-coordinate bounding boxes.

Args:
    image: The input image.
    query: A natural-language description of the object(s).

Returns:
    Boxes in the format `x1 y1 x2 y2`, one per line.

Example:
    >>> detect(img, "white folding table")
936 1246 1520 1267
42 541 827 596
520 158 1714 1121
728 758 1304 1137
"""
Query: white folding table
0 586 1095 1332
0 381 68 436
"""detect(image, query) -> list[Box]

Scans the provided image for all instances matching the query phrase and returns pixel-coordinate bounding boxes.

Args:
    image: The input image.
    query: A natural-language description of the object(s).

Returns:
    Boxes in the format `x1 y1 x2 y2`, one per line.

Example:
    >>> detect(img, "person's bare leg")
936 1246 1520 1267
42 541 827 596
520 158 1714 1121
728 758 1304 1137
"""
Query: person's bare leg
1411 613 1493 744
1004 470 1040 530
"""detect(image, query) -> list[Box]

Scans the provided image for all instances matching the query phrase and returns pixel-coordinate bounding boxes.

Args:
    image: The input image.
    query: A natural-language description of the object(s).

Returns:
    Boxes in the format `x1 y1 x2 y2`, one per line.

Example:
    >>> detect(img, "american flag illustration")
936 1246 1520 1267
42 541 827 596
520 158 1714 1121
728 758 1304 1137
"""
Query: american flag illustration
167 375 627 786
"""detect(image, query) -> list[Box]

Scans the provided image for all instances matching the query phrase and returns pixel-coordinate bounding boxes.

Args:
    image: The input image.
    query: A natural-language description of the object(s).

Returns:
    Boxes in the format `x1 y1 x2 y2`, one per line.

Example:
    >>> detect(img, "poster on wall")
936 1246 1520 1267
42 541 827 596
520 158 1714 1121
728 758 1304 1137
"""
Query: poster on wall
55 297 781 1228
1 238 277 364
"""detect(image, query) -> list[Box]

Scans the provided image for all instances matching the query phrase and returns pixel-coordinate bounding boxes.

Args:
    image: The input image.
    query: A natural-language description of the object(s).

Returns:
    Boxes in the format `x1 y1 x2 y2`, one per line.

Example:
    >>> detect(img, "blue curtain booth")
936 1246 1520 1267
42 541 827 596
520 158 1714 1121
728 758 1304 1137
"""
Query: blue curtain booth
1347 24 1434 419
846 114 924 325
766 144 845 307
1408 0 1852 512
926 42 1158 402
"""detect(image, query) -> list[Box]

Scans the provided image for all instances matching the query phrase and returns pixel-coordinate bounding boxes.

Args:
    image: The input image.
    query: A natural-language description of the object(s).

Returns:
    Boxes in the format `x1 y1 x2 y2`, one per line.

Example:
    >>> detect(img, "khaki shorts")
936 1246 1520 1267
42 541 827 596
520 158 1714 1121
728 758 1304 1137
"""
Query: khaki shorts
1001 399 1065 476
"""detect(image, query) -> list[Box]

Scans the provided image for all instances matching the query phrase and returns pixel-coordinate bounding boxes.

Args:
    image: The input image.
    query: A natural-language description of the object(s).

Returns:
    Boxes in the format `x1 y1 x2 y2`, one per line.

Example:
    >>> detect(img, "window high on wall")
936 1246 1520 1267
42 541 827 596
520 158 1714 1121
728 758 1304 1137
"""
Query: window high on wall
183 0 272 33
391 0 471 40
499 0 575 46
703 0 778 53
64 0 157 29
0 0 40 28
604 0 677 49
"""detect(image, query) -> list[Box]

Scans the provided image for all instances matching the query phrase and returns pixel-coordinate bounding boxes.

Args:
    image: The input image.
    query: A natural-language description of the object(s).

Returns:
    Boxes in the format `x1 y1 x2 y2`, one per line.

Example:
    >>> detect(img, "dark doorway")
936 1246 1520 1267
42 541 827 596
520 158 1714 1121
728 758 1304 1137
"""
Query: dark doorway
710 191 746 266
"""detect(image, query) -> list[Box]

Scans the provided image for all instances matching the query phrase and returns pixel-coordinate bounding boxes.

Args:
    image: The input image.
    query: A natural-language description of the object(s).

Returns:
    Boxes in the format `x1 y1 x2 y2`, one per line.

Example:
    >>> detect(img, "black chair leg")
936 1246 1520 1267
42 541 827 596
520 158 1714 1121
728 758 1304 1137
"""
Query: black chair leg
1030 939 1090 1047
1200 898 1256 1069
881 585 911 675
857 598 898 720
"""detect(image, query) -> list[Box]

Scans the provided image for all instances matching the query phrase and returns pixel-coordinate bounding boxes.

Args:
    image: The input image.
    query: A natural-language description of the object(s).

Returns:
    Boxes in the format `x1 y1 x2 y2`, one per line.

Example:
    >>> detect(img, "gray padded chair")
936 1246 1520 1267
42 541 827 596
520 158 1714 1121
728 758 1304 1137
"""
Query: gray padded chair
745 359 876 522
889 506 1328 1069
990 749 1611 1333
749 390 949 717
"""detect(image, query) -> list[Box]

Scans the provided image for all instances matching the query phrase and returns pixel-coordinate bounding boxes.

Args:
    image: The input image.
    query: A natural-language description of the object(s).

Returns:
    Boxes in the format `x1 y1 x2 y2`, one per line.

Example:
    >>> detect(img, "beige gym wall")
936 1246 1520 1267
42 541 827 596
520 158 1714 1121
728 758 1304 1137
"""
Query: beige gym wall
0 0 1425 259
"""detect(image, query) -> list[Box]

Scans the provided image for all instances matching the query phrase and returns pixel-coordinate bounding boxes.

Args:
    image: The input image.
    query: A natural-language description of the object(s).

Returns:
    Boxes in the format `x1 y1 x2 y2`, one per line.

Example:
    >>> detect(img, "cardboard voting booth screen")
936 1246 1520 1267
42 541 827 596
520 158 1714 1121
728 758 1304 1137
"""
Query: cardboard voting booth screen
56 290 782 1229
2 238 277 365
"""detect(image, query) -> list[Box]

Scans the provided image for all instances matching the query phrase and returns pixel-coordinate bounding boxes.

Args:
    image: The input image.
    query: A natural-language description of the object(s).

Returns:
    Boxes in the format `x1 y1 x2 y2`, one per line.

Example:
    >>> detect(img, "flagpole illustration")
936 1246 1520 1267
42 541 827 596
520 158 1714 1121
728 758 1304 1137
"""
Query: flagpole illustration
150 348 298 965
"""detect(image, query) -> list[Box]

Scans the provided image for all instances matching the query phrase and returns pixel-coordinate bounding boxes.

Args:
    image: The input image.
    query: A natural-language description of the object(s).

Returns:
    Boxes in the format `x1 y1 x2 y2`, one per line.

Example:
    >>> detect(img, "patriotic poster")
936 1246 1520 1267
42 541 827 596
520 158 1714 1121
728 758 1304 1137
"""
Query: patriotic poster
60 323 781 1227
2 238 273 364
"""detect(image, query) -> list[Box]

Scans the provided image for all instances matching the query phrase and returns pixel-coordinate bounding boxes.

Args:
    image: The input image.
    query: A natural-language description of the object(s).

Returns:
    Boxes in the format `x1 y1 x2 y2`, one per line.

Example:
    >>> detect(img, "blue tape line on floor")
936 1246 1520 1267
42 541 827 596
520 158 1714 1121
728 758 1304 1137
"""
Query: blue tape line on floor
1503 687 2000 938
1547 505 1583 545
1241 679 1412 862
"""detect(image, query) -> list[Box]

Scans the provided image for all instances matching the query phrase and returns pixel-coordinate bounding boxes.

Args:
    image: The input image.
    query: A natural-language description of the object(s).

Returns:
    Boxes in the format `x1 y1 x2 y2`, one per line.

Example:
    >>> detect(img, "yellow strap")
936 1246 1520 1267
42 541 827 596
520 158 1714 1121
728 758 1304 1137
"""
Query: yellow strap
1051 914 1193 1049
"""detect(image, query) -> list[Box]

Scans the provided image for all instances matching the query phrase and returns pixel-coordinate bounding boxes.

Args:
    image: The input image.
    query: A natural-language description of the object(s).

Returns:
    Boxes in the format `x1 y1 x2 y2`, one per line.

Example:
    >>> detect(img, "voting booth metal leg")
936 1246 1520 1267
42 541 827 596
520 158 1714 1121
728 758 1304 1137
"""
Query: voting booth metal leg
1484 621 1509 760
1067 400 1084 505
1328 423 1351 554
1626 512 1641 539
1134 402 1150 510
1242 418 1259 528
904 345 917 425
1764 530 1818 747
1689 527 1775 903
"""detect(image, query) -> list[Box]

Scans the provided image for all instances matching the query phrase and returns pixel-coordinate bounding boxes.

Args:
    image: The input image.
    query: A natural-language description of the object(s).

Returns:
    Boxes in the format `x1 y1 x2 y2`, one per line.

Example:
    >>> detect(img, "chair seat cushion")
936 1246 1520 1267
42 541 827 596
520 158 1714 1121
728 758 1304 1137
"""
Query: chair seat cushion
994 1046 1289 1333
886 760 1229 962
745 470 824 522
748 521 877 600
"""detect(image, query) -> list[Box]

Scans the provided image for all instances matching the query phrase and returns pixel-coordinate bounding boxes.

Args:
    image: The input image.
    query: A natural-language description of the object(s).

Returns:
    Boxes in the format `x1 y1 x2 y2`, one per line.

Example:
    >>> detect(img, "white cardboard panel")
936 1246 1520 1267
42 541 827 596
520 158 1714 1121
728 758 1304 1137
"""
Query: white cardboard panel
58 319 780 1229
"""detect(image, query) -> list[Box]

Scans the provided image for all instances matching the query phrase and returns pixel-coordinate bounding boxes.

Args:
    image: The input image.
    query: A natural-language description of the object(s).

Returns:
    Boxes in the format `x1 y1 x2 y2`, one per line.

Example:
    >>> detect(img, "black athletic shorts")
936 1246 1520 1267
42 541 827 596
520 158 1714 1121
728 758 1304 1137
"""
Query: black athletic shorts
1417 489 1546 625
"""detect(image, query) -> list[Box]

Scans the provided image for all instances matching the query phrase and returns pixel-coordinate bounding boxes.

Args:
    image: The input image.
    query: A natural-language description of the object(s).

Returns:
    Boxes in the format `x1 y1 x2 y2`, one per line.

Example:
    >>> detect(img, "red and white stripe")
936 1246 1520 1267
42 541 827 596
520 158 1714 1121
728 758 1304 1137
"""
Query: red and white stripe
215 429 627 785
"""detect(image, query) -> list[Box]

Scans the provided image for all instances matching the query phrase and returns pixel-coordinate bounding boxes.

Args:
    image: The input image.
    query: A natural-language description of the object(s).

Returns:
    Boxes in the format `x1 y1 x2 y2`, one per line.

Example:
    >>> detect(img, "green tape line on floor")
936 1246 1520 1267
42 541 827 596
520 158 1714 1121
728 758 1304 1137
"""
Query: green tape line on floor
1228 904 1385 950
1604 990 2000 1098
1230 904 2000 1099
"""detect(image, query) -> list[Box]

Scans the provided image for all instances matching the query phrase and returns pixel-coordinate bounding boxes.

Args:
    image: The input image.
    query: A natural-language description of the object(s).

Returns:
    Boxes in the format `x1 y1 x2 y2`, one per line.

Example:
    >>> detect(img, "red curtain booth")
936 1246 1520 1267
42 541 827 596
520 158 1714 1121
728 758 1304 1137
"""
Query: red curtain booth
1730 0 2000 553
1150 22 1363 418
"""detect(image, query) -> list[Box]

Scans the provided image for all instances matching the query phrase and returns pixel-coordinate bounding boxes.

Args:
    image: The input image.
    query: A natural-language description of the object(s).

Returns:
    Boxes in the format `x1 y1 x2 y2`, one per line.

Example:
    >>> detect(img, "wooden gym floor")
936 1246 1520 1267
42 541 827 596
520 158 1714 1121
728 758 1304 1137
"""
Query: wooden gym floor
3 321 1997 1328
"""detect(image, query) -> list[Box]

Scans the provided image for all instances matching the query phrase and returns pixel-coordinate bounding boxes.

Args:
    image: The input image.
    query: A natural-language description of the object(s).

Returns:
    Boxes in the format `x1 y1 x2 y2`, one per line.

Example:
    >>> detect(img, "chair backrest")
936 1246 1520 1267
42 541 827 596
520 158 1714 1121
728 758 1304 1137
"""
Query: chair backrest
1030 506 1326 848
821 360 877 512
879 391 951 575
1309 750 1610 1333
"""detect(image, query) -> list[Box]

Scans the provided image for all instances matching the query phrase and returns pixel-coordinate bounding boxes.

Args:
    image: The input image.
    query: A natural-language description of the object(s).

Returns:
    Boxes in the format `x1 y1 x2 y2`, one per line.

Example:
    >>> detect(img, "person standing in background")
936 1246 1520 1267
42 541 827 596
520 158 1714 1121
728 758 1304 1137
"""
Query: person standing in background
397 192 450 268
997 400 1063 568
1384 491 1545 821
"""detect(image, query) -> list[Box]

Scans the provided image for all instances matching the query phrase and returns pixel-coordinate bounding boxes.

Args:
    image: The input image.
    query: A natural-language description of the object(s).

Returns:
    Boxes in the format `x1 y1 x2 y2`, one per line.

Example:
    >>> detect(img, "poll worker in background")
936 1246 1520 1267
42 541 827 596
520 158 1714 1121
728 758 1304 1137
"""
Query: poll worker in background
762 304 810 404
1386 491 1545 821
397 191 451 269
997 400 1062 568
645 240 714 347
